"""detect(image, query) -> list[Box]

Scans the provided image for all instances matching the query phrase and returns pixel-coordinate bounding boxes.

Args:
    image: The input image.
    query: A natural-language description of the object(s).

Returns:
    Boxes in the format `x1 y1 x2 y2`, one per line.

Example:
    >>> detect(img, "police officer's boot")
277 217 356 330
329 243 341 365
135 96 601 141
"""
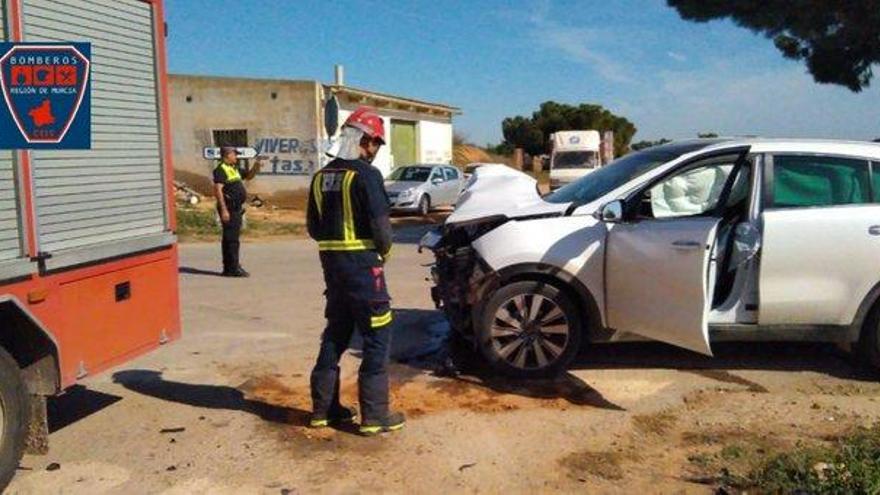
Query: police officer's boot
359 411 406 436
223 267 250 278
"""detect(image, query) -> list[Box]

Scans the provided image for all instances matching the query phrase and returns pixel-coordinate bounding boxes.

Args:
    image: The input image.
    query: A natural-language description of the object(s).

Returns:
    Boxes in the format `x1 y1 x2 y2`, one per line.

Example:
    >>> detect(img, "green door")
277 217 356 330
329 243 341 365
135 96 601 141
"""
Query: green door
391 120 417 167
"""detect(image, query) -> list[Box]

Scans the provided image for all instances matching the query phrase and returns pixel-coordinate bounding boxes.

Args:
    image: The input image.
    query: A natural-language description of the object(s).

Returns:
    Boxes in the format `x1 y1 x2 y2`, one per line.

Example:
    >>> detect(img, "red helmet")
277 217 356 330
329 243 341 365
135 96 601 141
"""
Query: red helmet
344 106 385 144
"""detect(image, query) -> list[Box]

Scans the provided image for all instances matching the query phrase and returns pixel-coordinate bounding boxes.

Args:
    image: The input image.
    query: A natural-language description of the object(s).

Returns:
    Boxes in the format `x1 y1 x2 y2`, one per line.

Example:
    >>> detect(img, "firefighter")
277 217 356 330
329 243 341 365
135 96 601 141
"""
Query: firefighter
307 107 405 435
213 146 261 277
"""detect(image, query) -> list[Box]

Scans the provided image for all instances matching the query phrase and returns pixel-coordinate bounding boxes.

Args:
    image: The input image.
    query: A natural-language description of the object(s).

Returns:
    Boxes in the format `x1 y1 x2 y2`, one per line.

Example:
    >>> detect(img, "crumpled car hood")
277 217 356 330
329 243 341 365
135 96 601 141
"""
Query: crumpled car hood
447 165 569 224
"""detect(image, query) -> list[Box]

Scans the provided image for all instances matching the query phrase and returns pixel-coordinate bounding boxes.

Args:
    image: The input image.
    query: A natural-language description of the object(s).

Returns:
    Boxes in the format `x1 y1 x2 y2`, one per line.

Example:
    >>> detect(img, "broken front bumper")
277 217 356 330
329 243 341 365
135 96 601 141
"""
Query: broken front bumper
420 228 498 339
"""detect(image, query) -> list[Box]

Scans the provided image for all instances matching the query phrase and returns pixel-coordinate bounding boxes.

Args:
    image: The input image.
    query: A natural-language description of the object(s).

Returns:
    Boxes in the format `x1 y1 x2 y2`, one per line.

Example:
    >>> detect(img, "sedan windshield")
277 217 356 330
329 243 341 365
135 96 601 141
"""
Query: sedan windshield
545 140 730 205
388 166 432 182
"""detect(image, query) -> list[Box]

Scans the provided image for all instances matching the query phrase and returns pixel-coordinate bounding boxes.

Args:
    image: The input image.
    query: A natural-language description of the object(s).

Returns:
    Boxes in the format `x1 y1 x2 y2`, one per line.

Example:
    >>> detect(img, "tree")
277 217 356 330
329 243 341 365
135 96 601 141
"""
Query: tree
501 101 637 156
501 116 544 156
697 132 719 138
631 138 672 151
667 1 880 92
874 137 880 143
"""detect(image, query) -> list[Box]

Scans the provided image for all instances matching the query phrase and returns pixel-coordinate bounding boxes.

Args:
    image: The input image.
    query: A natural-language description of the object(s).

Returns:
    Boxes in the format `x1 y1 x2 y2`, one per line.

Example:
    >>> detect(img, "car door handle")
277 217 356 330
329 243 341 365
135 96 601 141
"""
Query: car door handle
869 225 880 236
672 240 702 250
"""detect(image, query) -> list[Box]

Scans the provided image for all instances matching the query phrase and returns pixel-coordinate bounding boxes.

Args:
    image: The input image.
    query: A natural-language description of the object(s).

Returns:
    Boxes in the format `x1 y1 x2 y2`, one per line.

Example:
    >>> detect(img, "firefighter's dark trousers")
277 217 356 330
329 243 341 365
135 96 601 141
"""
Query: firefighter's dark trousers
220 207 243 273
311 251 393 423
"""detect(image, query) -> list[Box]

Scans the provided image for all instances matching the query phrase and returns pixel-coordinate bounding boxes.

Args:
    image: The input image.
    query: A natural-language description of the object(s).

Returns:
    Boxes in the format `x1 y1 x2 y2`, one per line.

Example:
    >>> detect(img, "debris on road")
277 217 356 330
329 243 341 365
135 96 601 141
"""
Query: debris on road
174 180 203 205
45 463 60 472
160 427 186 434
458 463 477 472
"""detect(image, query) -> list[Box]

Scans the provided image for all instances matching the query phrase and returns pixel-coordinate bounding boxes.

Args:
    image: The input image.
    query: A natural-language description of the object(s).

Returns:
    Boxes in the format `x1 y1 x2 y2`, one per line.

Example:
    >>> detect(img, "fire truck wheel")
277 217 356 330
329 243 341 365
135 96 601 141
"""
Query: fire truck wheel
0 348 28 490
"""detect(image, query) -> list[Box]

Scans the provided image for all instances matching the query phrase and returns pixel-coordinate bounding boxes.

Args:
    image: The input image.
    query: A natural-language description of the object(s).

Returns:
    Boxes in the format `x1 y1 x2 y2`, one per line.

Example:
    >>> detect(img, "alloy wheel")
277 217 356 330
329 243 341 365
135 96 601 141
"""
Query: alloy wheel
490 293 570 370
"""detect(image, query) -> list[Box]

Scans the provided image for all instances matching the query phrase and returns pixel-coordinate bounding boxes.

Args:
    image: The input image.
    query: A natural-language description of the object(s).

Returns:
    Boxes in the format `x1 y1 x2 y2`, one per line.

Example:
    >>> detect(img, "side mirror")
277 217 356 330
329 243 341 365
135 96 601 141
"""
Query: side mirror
431 178 442 185
324 94 339 138
598 200 624 223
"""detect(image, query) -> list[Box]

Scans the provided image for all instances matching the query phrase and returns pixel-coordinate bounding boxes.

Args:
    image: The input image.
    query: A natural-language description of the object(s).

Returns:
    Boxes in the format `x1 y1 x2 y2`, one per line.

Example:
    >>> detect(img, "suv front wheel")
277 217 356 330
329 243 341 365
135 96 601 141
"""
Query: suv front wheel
477 281 582 378
857 303 880 370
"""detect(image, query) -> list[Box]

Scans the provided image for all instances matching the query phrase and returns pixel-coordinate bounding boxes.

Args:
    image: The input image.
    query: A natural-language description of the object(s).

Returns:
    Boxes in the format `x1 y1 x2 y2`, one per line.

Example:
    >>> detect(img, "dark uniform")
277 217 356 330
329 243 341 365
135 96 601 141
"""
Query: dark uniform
213 160 247 274
307 157 395 426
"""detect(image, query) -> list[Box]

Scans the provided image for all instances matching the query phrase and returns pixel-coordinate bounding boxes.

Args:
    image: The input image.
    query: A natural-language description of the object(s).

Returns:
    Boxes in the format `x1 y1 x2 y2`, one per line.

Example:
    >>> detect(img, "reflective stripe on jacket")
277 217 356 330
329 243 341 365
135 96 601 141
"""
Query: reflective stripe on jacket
307 158 392 255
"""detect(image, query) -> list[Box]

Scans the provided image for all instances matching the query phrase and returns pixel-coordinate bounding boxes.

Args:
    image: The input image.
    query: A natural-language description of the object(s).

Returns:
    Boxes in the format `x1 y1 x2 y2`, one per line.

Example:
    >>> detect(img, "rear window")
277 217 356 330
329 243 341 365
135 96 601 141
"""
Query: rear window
873 162 880 200
771 155 871 208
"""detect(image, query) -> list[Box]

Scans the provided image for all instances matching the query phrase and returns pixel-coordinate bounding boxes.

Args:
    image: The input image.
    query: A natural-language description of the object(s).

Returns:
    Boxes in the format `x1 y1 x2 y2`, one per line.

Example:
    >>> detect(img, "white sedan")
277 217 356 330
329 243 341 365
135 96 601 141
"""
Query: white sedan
385 165 464 216
423 139 880 377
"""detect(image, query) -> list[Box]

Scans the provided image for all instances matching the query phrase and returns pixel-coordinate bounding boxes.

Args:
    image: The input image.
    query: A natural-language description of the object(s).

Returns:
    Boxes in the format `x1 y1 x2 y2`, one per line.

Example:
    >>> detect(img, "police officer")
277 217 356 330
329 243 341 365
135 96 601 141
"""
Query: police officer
213 146 260 277
307 107 404 435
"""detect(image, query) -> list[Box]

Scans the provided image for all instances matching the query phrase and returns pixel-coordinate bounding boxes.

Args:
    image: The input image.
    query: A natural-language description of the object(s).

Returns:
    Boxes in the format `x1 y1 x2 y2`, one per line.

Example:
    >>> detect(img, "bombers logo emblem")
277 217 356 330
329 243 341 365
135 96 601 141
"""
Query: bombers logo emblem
0 42 91 149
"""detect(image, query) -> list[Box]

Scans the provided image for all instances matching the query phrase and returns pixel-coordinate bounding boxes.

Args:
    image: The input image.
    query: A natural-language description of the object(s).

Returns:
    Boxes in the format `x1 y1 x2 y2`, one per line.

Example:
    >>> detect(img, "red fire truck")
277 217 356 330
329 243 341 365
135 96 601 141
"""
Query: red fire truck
0 0 180 486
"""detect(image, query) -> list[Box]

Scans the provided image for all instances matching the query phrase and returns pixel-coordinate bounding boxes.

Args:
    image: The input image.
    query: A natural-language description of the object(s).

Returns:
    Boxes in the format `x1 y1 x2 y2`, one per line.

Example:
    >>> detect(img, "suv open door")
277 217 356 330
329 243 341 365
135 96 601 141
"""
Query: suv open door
603 152 748 355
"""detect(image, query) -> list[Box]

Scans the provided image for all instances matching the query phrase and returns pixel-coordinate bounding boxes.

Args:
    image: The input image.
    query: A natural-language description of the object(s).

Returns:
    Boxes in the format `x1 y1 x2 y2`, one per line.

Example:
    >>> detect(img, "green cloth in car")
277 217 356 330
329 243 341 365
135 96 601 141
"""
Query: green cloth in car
773 155 870 207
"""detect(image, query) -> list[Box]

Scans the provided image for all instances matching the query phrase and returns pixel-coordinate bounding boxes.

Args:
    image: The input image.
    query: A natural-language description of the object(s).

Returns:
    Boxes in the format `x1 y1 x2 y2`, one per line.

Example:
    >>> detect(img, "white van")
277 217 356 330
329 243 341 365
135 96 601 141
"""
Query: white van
549 130 601 190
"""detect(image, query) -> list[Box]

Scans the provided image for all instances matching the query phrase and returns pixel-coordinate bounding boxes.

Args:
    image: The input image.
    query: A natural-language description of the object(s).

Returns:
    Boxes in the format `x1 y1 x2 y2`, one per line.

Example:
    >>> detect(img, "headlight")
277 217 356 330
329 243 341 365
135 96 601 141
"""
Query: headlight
398 189 414 199
418 227 443 252
446 215 509 243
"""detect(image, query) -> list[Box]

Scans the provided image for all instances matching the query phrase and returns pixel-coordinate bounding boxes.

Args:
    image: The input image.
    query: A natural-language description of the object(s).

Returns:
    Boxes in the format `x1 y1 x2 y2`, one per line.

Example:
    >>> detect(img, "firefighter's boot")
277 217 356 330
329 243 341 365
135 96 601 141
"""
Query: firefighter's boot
359 411 406 436
309 405 358 428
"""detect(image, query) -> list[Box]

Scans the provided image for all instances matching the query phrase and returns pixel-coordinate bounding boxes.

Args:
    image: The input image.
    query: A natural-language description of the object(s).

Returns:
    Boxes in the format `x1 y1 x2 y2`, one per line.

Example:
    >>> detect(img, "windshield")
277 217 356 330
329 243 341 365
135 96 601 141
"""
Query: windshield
545 140 729 205
552 151 598 170
388 166 432 182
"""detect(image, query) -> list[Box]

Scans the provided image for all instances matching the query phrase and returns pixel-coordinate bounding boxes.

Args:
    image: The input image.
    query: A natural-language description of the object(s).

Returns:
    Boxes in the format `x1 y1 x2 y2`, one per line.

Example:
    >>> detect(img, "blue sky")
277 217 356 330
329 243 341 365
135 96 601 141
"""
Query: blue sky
166 0 880 145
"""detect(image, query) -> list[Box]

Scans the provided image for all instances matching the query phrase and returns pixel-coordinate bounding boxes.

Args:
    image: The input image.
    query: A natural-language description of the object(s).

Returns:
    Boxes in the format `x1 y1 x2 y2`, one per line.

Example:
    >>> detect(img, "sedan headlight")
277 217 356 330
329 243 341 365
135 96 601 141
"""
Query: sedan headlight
398 189 415 199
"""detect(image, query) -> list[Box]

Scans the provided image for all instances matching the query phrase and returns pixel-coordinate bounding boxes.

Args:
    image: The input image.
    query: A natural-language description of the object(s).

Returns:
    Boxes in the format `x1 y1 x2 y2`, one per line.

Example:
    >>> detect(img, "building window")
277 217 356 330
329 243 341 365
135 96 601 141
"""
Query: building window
213 129 249 167
213 129 248 148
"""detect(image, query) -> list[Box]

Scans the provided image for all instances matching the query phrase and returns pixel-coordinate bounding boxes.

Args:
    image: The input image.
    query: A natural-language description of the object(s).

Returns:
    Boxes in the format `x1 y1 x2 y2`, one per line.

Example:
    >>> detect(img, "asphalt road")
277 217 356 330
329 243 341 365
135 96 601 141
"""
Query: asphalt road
9 230 880 494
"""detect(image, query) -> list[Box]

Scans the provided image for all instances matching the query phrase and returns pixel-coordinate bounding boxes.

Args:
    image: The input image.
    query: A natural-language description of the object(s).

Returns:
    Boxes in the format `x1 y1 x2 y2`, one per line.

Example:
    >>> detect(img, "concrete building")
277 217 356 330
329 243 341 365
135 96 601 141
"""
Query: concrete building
169 72 459 202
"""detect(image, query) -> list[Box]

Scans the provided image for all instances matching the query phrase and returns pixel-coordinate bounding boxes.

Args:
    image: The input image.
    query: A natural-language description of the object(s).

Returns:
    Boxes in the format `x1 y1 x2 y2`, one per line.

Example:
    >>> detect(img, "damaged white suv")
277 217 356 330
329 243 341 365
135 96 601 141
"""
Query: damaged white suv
422 139 880 378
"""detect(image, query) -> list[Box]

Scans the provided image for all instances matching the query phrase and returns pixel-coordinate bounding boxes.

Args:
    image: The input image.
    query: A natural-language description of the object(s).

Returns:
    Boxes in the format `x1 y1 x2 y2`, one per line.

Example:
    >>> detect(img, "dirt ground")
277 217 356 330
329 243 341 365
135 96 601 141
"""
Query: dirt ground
8 223 880 494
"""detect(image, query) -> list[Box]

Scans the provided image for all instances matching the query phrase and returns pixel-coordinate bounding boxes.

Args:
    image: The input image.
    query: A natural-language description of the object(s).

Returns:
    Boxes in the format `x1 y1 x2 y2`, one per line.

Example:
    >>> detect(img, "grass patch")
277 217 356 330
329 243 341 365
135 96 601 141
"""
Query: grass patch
176 206 217 239
175 206 304 241
744 425 880 494
686 424 880 493
246 217 305 236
